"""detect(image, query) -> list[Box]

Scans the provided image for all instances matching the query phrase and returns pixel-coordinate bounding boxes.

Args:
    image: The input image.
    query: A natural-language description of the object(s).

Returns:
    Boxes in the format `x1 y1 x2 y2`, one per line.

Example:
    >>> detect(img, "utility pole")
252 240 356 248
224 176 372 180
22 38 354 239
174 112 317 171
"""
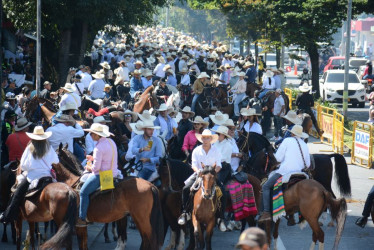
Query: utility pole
343 0 352 117
36 0 41 97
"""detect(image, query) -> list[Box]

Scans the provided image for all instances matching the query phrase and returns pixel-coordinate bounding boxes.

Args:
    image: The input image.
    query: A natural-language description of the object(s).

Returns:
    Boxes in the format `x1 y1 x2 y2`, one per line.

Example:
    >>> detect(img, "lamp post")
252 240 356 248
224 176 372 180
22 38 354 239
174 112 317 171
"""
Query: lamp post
36 0 41 97
343 0 352 117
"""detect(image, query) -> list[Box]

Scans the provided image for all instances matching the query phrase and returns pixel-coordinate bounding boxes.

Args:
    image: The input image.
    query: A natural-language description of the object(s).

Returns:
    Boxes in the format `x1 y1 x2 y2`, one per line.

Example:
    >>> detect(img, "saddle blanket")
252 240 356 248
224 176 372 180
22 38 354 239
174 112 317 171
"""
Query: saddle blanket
272 177 285 222
227 180 257 221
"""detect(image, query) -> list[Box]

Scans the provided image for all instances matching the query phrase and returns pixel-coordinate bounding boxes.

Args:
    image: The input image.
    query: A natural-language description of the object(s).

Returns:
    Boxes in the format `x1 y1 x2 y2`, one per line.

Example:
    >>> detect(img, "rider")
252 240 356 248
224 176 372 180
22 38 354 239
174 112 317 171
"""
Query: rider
210 111 229 132
131 119 162 180
87 70 106 100
355 185 374 228
178 129 221 226
231 72 247 118
296 83 322 136
0 126 58 224
154 103 177 141
241 108 262 135
258 125 310 223
192 72 210 112
182 116 208 160
275 110 302 147
77 123 118 226
59 83 82 109
258 70 275 99
299 68 311 85
155 78 172 104
129 69 143 98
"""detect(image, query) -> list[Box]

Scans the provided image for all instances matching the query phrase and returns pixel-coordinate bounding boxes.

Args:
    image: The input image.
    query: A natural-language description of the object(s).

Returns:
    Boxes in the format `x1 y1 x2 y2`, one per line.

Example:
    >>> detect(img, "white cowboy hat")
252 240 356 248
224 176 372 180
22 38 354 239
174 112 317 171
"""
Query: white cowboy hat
156 103 169 112
166 69 174 75
138 110 156 122
181 54 189 60
243 61 254 68
139 120 161 130
195 129 219 144
240 108 260 117
100 62 111 70
231 70 238 77
158 56 166 64
124 109 138 121
167 107 178 117
299 83 312 92
84 123 113 138
60 102 78 111
104 84 112 89
180 106 195 117
209 111 229 125
147 57 156 64
130 120 144 135
238 71 246 77
143 70 153 78
287 124 309 139
197 72 210 79
92 71 105 79
93 116 111 123
163 64 171 72
132 69 142 75
62 83 74 93
26 126 52 140
15 118 32 132
187 59 195 66
213 126 232 139
192 116 209 126
222 119 236 127
264 70 274 78
282 110 302 125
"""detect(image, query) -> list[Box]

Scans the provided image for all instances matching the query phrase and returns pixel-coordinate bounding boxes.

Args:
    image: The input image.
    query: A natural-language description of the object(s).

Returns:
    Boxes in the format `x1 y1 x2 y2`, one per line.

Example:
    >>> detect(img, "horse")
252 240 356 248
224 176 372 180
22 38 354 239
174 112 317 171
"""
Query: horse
11 163 78 250
195 86 215 117
80 96 101 112
24 97 57 125
245 82 261 98
133 86 158 114
247 150 347 250
179 85 193 108
55 144 164 250
212 86 234 117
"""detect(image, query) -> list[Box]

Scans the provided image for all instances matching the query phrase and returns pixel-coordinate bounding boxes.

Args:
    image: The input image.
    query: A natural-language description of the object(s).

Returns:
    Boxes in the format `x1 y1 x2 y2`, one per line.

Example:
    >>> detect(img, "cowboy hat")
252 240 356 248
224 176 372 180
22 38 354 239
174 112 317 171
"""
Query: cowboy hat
299 83 312 92
60 102 78 111
104 84 112 89
287 124 309 139
209 111 229 125
100 62 111 70
243 61 254 68
139 120 161 130
197 72 210 79
92 71 105 79
167 107 178 117
156 103 169 112
180 106 195 117
26 126 52 140
195 129 219 144
130 120 144 135
158 56 166 64
181 54 189 60
166 69 174 75
192 116 209 126
5 92 16 100
187 59 195 66
264 70 274 78
84 123 114 138
93 116 111 123
124 109 138 121
179 67 188 73
213 126 232 139
222 119 235 127
62 83 75 92
138 110 156 122
147 57 156 64
15 118 32 132
240 108 260 117
142 70 153 78
132 69 142 75
238 71 246 77
54 114 75 123
282 110 302 125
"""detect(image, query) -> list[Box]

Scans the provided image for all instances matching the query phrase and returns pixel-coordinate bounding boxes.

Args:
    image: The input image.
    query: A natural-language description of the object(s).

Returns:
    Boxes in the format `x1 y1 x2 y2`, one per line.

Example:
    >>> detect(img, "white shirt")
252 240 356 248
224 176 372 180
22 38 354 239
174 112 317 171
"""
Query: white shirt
115 66 130 82
273 95 285 116
213 139 232 163
81 72 93 89
180 74 190 86
179 60 187 71
88 79 105 99
85 133 97 155
73 82 85 96
229 138 240 172
21 145 59 182
244 121 262 135
275 137 310 175
191 145 222 170
46 123 84 152
153 63 166 78
262 76 275 90
59 92 81 108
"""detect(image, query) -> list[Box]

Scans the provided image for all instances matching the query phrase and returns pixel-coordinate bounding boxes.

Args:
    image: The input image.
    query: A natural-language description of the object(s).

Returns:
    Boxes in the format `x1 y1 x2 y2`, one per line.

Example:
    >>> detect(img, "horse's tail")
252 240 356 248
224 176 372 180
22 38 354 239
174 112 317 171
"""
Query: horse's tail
325 191 347 250
41 189 77 250
150 185 164 249
328 153 351 197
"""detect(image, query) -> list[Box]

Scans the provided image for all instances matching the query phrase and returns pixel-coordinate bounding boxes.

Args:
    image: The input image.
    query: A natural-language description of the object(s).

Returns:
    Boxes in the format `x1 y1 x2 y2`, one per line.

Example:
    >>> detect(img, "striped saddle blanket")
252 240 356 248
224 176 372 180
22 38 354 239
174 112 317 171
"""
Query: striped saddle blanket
227 180 257 221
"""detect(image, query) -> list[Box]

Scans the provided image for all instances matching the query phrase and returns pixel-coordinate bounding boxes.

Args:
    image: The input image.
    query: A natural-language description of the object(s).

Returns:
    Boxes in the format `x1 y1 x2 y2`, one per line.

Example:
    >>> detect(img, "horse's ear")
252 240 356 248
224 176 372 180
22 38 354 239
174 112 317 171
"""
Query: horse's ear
59 143 63 151
64 143 68 150
201 162 205 169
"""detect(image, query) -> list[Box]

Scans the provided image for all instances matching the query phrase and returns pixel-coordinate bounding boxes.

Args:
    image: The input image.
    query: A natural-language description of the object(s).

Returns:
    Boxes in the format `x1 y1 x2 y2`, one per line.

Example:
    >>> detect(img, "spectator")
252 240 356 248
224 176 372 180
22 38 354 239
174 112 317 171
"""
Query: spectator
5 118 32 162
40 81 52 100
236 227 268 250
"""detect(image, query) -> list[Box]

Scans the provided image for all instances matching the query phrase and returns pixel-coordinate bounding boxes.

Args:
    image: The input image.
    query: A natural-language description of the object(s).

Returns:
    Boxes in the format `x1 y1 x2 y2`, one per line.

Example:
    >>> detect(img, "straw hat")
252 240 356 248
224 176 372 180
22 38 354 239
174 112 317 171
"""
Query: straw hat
192 116 209 126
92 71 105 79
60 102 78 111
264 70 274 78
299 83 312 92
62 83 74 92
138 110 156 121
179 67 188 73
132 69 142 75
54 114 75 123
100 62 111 70
282 110 302 125
222 119 235 127
238 72 246 77
209 111 229 125
124 109 138 121
195 129 219 144
213 126 232 139
104 84 112 89
240 108 260 117
130 120 144 135
15 118 32 132
156 103 169 112
139 120 161 130
181 106 195 117
197 72 210 79
287 125 309 139
158 56 166 64
134 61 143 66
93 116 111 123
243 61 254 68
143 69 153 78
231 71 238 77
187 59 195 66
84 123 114 138
26 126 52 140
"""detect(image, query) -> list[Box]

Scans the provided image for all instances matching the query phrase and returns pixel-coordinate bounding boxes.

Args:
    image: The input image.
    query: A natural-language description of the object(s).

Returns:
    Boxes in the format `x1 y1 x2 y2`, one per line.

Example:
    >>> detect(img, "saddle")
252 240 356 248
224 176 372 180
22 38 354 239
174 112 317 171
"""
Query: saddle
23 177 54 199
282 174 307 191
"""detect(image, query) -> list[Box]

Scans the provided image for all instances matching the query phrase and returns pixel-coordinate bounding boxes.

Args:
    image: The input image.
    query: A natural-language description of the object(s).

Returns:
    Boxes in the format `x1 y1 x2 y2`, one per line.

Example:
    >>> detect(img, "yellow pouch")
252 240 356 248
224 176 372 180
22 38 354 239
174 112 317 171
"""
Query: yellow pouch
99 139 115 191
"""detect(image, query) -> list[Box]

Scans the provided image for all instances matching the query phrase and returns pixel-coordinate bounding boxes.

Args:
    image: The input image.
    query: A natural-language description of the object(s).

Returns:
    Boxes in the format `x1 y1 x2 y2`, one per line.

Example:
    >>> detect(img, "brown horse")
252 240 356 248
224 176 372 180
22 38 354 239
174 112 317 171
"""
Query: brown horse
212 86 234 117
54 144 164 250
24 97 57 125
246 82 261 98
133 86 158 114
12 164 78 250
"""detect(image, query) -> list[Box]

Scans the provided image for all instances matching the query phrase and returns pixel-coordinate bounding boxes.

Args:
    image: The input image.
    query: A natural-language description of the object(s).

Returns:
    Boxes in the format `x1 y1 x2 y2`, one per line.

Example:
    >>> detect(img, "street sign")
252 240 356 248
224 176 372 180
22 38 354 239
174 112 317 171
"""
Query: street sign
354 130 370 160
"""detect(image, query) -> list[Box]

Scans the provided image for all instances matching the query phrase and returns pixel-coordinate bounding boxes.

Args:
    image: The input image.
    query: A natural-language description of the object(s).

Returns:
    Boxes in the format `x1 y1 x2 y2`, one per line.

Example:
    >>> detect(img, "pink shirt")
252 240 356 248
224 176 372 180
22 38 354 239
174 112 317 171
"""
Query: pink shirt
91 137 119 176
182 130 198 151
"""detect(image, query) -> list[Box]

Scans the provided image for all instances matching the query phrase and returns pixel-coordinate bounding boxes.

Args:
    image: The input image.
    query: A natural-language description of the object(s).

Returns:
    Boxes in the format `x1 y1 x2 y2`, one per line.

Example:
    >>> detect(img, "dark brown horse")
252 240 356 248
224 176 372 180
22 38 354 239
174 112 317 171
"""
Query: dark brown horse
246 82 261 98
195 86 215 118
133 86 158 114
55 145 164 250
212 86 234 117
24 97 57 125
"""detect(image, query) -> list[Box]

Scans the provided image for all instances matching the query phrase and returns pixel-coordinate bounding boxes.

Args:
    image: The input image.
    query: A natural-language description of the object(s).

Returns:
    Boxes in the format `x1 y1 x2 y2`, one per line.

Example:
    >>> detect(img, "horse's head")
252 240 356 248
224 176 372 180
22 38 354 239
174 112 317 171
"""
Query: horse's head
200 163 217 199
55 143 83 178
244 146 278 181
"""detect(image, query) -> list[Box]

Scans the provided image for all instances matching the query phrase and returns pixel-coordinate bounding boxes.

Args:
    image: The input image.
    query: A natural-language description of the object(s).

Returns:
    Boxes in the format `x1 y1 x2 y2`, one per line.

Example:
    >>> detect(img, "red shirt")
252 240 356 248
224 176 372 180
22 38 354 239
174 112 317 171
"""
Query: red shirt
6 132 30 161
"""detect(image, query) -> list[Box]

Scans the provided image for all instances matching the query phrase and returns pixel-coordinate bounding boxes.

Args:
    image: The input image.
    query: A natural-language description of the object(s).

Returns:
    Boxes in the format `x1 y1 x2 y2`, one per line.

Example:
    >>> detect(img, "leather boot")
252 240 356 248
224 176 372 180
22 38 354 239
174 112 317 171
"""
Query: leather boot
355 217 368 228
258 212 271 223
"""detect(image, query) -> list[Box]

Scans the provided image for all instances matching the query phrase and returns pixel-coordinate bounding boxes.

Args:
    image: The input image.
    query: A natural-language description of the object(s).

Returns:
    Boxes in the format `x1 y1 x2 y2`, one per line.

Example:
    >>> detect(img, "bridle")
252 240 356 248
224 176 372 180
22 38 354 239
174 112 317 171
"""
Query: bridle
201 177 216 200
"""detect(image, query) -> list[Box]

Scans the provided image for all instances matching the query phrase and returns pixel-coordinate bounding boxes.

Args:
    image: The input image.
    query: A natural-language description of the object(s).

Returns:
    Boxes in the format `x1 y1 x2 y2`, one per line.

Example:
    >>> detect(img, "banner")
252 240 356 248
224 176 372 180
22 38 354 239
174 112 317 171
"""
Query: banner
354 130 370 160
321 114 333 140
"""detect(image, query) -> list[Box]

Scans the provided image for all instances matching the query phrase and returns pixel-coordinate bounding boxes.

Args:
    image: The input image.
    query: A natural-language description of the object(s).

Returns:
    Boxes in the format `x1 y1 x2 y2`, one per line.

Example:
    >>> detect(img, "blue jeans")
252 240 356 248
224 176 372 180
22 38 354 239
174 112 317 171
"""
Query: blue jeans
191 94 200 112
73 142 85 162
234 93 245 116
79 174 100 220
137 167 154 181
259 89 270 99
262 173 282 212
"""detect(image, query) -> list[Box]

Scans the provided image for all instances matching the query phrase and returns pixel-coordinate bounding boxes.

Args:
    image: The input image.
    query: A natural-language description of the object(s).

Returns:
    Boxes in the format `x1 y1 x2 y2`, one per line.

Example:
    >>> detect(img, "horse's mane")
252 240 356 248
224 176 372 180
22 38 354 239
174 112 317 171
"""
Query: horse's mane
57 146 83 176
201 165 217 175
249 132 271 147
166 158 194 186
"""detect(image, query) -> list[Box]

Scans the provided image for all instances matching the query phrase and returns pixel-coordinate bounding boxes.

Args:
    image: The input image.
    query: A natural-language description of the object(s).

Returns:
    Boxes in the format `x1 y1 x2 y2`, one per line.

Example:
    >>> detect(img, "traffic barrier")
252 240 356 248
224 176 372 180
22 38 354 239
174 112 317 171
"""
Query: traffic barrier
351 121 373 169
284 88 293 110
318 105 336 146
294 64 298 75
332 112 345 154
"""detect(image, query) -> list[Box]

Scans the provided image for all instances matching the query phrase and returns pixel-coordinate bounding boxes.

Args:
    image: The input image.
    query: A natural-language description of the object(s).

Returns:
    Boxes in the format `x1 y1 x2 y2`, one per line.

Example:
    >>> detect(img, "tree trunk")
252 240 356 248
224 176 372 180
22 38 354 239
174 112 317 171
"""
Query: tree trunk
239 40 244 55
246 35 250 56
78 22 88 64
58 29 71 86
307 43 320 98
276 47 280 69
255 41 258 69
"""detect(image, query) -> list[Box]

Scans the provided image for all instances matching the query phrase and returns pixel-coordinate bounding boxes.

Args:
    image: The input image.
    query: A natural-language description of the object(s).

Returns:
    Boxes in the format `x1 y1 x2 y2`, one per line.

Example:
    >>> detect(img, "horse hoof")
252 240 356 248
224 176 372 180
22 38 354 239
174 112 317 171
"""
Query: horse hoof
327 222 335 227
113 236 118 241
105 238 111 243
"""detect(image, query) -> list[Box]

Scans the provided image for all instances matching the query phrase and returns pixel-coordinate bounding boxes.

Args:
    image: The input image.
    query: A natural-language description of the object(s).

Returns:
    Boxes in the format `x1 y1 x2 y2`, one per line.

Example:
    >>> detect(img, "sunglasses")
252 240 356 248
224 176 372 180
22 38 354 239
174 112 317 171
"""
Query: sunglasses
125 114 132 117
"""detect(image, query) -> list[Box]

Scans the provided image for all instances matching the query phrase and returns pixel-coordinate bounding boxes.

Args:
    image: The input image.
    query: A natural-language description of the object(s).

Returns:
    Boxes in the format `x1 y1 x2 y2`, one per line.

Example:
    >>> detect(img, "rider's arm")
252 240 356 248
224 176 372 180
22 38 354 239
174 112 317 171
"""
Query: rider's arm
149 137 162 165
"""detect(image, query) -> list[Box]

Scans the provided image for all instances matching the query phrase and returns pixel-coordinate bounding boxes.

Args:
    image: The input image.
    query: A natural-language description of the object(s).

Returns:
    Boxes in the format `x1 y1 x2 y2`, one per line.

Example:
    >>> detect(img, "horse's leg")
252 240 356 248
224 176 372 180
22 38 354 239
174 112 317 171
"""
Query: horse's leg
104 223 110 243
75 227 88 250
240 219 246 232
2 223 8 242
192 214 202 250
11 221 16 244
43 221 49 242
273 219 281 250
15 218 22 250
28 222 36 250
308 218 325 250
115 216 127 250
112 221 118 241
205 219 215 250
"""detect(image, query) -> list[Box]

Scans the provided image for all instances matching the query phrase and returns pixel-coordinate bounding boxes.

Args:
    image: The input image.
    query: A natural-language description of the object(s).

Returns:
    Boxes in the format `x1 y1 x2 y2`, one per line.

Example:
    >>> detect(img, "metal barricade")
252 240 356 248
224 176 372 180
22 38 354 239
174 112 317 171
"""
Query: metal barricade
284 88 293 110
351 121 373 169
319 106 336 145
332 112 344 154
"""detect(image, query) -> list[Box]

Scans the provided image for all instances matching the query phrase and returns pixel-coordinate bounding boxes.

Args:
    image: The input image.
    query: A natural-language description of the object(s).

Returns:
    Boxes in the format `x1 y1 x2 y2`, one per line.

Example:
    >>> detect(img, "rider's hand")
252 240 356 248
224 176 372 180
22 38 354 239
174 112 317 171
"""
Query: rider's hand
143 146 151 152
85 165 92 172
140 158 150 163
86 155 93 162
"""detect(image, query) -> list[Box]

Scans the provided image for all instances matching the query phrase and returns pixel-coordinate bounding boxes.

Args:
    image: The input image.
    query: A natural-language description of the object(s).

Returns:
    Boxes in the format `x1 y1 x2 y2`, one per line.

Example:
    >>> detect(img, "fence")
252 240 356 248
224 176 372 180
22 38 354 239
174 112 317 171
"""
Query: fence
319 106 336 146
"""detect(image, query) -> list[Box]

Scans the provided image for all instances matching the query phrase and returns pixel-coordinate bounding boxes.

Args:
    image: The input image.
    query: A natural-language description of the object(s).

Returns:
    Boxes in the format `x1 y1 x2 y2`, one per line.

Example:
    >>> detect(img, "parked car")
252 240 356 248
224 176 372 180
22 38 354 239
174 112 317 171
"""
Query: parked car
323 56 345 72
319 70 366 108
349 57 368 77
